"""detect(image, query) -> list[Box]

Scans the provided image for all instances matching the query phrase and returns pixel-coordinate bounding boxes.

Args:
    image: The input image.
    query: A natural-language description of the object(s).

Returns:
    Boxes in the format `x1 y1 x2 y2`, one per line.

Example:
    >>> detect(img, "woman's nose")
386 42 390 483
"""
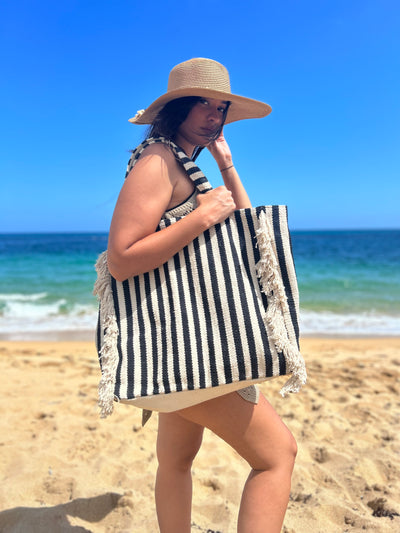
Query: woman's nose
207 107 220 122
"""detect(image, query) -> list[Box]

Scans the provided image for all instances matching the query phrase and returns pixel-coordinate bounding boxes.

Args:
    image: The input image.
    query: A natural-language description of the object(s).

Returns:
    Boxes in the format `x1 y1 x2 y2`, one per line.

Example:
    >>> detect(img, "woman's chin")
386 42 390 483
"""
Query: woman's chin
197 134 215 146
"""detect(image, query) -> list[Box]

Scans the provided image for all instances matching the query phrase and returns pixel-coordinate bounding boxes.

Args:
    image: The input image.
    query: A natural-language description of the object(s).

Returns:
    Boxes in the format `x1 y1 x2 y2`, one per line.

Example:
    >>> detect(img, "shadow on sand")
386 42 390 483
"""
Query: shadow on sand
0 492 123 533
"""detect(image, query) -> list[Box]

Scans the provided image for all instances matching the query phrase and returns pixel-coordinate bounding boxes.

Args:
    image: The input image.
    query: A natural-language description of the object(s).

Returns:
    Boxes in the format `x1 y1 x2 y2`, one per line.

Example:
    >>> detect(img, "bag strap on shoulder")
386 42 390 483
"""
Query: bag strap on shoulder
124 137 213 193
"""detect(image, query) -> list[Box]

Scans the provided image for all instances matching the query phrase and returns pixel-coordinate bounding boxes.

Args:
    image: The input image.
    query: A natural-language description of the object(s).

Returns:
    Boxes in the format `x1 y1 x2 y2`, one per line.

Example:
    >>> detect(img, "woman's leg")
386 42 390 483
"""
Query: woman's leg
177 391 297 533
155 411 204 533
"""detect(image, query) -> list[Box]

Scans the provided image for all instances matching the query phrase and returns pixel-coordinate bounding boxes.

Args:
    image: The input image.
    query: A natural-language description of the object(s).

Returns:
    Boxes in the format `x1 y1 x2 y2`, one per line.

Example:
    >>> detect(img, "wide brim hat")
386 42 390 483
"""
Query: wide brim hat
129 58 272 125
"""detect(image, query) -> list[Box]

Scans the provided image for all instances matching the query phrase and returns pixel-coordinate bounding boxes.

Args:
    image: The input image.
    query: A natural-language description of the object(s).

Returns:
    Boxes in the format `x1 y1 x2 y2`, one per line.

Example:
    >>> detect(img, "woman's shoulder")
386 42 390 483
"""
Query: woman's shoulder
137 139 176 162
126 139 181 181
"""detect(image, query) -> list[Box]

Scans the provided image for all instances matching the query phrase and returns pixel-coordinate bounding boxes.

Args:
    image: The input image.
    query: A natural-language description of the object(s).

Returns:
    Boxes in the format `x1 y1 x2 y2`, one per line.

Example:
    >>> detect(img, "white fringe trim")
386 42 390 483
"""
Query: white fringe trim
255 211 307 396
93 251 120 418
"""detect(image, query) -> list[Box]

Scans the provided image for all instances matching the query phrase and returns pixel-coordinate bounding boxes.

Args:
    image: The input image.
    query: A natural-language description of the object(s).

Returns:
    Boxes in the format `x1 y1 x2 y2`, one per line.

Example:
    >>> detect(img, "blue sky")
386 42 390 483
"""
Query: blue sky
1 0 399 232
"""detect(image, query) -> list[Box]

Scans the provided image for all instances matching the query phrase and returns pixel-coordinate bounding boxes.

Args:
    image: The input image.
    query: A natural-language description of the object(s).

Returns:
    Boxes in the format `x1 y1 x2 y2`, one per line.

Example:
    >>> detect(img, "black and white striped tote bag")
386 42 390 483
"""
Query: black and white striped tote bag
94 138 306 418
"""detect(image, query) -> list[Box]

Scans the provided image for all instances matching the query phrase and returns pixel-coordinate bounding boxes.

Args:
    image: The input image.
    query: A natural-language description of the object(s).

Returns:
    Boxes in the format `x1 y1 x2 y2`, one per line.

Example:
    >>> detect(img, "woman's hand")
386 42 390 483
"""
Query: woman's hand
206 131 252 210
207 131 233 170
196 186 236 226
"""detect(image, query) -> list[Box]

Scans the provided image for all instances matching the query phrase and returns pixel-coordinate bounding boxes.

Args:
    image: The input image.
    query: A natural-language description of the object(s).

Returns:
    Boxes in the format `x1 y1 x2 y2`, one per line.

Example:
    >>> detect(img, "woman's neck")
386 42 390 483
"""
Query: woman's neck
173 133 197 158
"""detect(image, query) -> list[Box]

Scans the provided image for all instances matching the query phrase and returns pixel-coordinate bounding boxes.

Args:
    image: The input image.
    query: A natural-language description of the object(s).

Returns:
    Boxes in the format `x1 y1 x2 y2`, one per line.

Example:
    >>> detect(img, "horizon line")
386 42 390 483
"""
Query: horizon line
1 227 400 235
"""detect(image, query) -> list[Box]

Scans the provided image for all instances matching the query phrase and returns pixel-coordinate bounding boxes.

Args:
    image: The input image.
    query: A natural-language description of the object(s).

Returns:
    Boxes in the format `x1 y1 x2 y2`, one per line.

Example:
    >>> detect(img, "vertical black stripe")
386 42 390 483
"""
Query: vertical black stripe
205 225 232 384
111 276 123 399
132 276 147 397
271 206 289 375
163 262 182 392
283 207 300 343
173 253 194 390
224 216 256 379
240 209 274 377
183 244 206 388
144 272 159 395
154 268 170 394
122 278 136 398
192 233 219 386
96 308 102 364
214 218 245 381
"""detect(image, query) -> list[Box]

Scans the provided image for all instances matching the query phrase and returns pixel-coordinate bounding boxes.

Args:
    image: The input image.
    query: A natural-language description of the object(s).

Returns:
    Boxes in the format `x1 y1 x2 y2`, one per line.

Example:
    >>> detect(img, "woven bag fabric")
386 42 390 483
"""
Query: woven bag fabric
94 138 306 418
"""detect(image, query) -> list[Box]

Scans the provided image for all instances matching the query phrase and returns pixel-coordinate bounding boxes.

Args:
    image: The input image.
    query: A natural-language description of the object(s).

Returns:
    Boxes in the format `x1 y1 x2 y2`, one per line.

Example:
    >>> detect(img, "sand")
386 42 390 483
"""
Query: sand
0 338 399 532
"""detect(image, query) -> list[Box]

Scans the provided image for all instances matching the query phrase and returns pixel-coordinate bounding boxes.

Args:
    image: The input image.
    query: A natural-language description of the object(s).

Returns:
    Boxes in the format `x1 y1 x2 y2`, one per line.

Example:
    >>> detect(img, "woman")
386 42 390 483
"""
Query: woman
107 58 297 533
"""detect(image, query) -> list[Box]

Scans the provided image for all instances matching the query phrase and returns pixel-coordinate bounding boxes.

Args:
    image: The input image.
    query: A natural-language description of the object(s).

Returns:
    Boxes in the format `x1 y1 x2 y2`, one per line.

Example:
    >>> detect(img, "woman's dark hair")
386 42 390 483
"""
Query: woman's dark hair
147 96 201 140
147 96 231 160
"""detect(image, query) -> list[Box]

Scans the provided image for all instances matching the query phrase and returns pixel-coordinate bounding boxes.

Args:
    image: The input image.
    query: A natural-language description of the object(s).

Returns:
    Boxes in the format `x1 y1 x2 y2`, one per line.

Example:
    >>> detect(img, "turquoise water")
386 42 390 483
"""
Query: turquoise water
0 230 399 339
292 230 400 335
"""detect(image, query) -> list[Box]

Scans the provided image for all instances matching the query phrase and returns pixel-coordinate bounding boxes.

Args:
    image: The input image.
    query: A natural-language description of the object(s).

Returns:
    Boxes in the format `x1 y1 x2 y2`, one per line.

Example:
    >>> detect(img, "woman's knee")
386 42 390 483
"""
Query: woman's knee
253 428 297 473
157 436 202 472
284 429 298 465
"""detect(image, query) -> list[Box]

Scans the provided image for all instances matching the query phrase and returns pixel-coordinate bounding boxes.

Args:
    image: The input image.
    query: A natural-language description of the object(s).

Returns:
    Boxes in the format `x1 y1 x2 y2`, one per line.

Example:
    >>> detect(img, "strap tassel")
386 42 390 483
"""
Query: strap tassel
93 251 119 418
255 211 307 395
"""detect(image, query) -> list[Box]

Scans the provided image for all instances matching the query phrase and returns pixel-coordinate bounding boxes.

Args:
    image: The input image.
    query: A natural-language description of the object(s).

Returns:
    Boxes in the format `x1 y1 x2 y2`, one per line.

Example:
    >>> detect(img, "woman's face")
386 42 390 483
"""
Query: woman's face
177 97 229 146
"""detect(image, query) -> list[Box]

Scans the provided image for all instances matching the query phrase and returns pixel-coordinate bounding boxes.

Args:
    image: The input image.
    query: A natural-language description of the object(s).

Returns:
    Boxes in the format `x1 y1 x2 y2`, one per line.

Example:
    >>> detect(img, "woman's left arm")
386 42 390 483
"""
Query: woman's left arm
207 132 252 209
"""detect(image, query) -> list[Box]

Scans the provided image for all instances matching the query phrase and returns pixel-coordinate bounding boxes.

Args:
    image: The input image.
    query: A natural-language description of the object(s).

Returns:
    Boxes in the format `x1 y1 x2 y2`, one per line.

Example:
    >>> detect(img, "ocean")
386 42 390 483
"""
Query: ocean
0 230 399 340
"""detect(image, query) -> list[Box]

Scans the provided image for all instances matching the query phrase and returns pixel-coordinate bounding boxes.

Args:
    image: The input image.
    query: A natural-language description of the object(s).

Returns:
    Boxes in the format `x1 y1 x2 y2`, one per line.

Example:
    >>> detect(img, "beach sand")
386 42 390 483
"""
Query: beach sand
0 338 399 533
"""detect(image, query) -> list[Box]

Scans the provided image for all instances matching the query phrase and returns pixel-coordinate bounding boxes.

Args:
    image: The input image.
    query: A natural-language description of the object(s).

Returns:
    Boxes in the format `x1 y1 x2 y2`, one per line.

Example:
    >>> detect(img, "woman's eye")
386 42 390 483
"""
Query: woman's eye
198 99 226 113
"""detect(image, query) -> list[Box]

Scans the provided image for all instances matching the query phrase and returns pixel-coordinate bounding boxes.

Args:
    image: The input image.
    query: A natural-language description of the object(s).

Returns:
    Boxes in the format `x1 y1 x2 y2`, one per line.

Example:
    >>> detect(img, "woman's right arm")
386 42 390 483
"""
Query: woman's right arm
107 145 236 281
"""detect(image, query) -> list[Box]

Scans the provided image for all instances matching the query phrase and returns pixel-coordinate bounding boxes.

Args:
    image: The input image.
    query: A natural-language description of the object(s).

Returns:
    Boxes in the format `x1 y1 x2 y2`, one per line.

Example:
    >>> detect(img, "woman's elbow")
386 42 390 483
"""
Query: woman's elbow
107 252 130 282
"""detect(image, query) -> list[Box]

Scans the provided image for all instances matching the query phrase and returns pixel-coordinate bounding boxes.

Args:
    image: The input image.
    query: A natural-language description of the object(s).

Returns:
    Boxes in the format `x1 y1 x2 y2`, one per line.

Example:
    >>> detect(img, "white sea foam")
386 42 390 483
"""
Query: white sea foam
0 299 399 340
300 310 400 337
3 299 68 319
0 297 99 340
0 293 48 302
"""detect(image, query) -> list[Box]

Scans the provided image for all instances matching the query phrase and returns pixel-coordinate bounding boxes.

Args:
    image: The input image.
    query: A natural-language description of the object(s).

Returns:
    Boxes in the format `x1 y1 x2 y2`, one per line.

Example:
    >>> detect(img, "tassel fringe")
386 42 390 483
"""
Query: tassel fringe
255 211 307 396
93 251 120 418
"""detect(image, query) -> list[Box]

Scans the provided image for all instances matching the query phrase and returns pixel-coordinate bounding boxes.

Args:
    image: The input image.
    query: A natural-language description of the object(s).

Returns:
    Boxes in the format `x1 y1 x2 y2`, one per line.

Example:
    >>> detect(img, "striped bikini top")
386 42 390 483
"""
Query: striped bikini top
162 190 199 220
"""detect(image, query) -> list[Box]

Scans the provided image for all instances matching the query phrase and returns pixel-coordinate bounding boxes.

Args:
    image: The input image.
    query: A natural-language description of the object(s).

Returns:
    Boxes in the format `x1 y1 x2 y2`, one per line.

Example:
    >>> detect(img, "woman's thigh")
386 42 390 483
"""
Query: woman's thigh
157 411 204 469
175 391 296 471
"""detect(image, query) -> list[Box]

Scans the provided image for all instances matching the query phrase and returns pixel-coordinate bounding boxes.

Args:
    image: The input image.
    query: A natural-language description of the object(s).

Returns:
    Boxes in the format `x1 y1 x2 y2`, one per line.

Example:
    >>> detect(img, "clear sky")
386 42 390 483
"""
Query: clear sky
1 0 399 232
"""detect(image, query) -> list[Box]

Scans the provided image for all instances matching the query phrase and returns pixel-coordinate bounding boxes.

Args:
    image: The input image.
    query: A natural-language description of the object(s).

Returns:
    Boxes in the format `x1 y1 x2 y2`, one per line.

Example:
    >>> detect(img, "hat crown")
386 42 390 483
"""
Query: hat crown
167 58 231 94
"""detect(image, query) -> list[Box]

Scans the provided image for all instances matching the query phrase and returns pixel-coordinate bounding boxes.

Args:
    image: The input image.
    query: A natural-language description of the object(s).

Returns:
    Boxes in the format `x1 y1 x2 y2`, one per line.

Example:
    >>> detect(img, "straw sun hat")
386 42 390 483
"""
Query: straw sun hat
129 58 271 125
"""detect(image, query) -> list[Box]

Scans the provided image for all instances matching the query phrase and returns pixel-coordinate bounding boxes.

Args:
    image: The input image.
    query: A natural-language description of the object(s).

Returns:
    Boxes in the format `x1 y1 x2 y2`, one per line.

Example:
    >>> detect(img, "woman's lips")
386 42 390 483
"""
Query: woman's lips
200 127 216 135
